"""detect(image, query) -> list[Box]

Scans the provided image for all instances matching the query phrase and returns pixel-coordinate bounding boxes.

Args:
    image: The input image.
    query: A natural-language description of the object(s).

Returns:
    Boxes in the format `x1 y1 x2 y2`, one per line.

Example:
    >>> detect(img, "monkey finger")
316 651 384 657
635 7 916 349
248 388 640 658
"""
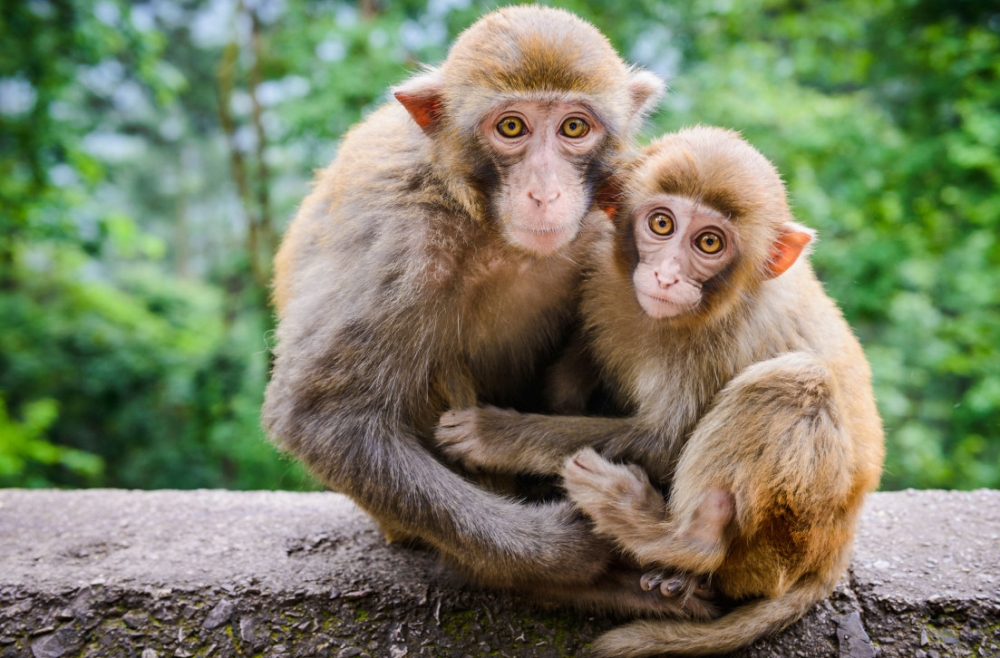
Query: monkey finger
640 570 687 598
640 570 664 592
565 447 604 472
639 568 712 601
436 408 479 434
564 455 647 501
434 424 473 447
659 576 687 598
433 431 482 468
693 574 715 598
562 449 623 488
562 465 608 497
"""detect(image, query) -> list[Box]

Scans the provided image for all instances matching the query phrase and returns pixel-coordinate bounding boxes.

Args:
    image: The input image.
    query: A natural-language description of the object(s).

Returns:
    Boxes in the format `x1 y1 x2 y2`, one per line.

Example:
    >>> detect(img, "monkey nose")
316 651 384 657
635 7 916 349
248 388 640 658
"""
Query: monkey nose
528 188 561 208
654 266 681 288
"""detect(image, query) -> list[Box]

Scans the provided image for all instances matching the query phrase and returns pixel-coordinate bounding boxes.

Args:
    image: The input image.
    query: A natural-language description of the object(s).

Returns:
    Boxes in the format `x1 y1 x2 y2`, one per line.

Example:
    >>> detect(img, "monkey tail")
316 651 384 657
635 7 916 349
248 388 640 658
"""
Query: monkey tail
590 578 832 657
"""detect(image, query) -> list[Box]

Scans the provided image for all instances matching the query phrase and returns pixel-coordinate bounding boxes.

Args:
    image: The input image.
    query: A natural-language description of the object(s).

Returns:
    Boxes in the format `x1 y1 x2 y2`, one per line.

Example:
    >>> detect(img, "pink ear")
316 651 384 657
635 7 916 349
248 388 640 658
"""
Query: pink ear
392 70 444 135
767 225 814 278
394 91 442 133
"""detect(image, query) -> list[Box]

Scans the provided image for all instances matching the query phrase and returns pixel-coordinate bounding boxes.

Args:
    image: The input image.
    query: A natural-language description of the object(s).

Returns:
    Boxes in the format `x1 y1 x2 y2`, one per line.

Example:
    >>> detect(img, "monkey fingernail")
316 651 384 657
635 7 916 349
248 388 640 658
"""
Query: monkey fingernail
640 572 663 591
661 578 685 597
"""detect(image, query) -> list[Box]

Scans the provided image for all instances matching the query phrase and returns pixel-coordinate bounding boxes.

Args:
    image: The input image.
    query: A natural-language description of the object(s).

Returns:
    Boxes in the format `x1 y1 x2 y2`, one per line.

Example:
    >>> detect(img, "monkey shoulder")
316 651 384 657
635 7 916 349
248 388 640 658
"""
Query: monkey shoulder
754 265 863 366
575 259 846 434
276 106 470 305
733 267 880 437
335 104 429 178
295 104 442 235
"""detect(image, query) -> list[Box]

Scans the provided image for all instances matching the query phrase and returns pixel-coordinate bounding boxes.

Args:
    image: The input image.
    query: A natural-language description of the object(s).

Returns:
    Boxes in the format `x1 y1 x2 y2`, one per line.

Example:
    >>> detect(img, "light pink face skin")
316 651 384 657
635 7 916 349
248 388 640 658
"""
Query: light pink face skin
632 194 737 319
480 101 605 256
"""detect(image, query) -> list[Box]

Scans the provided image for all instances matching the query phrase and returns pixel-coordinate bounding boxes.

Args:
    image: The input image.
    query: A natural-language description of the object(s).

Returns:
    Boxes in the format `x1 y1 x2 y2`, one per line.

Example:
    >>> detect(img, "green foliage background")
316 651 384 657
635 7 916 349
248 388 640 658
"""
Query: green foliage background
1 0 997 490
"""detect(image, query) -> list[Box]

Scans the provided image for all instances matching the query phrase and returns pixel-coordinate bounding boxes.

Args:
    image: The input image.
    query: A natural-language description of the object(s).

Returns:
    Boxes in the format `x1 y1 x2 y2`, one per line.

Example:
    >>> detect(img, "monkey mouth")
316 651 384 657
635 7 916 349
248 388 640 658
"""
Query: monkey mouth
507 223 578 255
636 290 699 318
508 223 574 236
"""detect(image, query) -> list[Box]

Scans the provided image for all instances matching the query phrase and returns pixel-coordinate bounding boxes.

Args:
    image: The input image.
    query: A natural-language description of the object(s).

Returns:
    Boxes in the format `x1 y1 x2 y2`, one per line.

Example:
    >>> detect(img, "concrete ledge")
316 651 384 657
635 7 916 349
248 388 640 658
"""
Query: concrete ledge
1 490 998 657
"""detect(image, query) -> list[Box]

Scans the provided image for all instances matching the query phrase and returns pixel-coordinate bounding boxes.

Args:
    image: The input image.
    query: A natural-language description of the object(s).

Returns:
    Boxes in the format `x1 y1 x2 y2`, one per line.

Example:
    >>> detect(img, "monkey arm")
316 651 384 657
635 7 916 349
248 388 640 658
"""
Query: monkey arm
435 405 644 476
264 194 698 611
265 341 713 617
563 448 669 547
264 341 613 589
263 266 700 602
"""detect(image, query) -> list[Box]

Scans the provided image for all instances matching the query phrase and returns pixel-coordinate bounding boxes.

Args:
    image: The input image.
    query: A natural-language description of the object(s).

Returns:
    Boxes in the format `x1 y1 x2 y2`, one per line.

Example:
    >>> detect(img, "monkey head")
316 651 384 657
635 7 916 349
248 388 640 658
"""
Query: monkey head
616 126 815 325
392 6 663 256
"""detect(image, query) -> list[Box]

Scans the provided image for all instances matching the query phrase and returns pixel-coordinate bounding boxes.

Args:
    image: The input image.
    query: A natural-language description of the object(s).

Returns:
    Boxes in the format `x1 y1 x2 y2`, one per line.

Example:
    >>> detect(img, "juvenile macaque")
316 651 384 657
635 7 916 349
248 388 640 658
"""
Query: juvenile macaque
262 6 674 611
437 126 885 655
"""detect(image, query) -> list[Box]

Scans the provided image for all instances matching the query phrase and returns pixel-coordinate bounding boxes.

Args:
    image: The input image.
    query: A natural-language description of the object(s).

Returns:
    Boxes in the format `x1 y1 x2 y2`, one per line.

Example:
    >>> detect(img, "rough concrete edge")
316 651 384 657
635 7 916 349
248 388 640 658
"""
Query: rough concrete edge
7 563 995 657
3 490 1000 658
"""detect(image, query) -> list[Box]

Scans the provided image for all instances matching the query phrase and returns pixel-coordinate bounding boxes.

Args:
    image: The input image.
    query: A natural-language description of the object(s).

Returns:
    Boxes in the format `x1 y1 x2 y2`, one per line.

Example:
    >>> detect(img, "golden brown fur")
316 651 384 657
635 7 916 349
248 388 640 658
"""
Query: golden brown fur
436 127 885 654
263 6 672 612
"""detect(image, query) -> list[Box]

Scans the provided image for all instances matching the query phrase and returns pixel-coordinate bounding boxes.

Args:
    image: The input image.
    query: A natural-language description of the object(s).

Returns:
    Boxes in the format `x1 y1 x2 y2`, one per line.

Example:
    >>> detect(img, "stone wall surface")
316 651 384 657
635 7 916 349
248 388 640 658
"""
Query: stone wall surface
0 489 998 658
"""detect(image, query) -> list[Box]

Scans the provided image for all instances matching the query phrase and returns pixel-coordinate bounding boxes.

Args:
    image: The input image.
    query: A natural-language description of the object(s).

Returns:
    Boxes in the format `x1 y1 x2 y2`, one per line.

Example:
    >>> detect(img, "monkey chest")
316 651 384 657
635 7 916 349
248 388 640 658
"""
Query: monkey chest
459 258 576 352
448 258 576 403
628 360 717 440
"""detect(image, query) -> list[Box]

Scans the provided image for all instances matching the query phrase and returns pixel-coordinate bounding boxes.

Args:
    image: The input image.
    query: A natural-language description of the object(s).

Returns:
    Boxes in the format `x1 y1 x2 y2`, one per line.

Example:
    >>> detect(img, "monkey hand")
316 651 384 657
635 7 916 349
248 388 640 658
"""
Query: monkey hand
438 406 619 477
435 407 495 472
563 448 665 538
436 405 569 475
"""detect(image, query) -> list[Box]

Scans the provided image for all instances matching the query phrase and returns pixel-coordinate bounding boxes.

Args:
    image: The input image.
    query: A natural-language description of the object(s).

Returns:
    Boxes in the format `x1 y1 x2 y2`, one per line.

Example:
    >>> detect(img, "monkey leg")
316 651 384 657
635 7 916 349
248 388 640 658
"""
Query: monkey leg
563 448 729 596
385 437 712 617
436 406 640 476
264 382 605 591
661 351 855 597
565 352 853 596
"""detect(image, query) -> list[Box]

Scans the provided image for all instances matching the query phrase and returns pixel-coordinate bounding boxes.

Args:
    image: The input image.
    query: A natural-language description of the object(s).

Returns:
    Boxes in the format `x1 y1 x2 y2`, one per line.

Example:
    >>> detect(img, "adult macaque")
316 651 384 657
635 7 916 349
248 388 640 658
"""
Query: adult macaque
262 6 672 609
437 127 885 655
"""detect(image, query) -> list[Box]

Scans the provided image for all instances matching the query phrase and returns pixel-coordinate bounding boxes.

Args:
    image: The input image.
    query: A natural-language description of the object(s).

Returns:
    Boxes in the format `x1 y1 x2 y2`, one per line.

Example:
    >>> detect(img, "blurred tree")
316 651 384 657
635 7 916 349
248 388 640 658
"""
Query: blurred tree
0 0 315 489
0 393 103 488
0 0 996 490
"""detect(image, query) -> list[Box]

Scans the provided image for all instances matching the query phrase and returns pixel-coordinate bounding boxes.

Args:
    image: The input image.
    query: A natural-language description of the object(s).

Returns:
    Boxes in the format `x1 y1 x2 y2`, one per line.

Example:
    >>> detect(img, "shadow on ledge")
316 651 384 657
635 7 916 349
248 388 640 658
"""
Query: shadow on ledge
1 489 998 657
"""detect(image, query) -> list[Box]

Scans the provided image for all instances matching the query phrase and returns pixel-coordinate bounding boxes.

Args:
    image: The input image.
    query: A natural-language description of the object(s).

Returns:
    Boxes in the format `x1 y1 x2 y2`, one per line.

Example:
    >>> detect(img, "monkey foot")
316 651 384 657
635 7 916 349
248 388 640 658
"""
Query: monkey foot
640 569 714 600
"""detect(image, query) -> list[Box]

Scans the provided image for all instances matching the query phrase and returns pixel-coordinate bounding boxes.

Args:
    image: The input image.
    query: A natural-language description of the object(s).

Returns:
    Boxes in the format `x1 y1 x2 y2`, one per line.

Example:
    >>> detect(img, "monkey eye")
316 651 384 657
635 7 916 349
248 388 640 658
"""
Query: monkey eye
695 231 725 254
560 117 589 138
648 212 675 236
497 116 526 138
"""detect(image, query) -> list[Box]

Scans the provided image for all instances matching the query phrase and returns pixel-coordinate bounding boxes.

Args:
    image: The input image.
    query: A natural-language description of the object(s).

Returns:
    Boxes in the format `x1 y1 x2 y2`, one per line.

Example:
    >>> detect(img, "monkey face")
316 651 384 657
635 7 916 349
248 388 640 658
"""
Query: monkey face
630 194 737 319
478 100 606 256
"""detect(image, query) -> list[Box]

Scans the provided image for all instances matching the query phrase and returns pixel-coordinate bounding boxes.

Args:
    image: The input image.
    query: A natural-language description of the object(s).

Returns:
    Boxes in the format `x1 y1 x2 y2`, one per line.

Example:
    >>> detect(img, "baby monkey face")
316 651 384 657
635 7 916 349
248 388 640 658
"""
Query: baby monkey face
630 194 737 319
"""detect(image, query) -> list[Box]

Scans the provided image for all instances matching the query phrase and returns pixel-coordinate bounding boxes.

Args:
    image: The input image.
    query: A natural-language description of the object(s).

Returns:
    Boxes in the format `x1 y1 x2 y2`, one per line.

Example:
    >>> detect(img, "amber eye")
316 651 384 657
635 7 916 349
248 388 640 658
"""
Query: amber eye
648 212 675 236
497 116 525 138
560 117 589 138
696 231 725 254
